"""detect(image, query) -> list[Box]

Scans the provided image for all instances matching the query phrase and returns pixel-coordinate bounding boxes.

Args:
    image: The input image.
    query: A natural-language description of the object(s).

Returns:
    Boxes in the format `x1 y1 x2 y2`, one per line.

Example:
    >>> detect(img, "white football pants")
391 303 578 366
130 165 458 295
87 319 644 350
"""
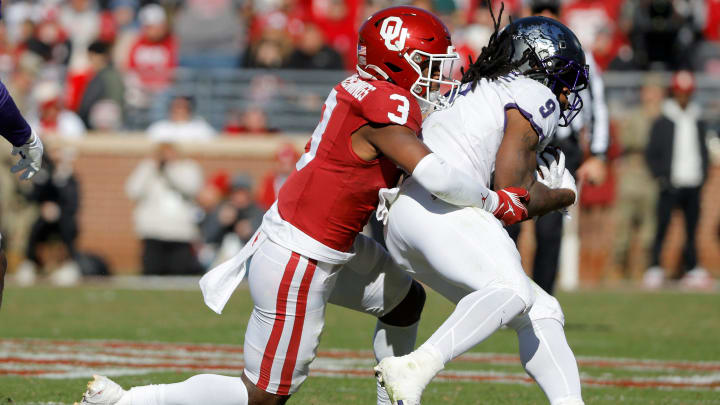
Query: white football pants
123 233 416 405
385 178 583 404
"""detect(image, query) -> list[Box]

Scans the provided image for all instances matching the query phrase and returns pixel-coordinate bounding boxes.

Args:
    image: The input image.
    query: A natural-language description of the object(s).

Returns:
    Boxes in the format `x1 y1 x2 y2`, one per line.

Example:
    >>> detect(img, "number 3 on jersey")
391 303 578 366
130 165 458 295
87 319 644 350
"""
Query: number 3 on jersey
388 94 409 125
297 90 410 172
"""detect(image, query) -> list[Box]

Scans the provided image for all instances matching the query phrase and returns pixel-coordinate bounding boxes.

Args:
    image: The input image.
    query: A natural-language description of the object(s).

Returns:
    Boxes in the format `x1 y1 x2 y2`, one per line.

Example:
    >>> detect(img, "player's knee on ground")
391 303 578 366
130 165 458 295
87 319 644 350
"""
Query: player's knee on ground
379 280 425 327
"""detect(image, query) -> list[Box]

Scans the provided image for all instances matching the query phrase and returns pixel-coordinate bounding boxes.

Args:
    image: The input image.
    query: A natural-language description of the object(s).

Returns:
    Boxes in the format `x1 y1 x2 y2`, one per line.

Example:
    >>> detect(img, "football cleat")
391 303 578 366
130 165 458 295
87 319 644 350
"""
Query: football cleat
374 346 444 405
75 375 127 405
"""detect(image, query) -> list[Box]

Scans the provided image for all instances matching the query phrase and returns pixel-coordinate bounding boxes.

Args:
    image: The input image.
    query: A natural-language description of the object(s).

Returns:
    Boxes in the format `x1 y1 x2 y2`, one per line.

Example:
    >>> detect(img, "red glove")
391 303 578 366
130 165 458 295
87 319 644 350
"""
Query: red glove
492 187 530 226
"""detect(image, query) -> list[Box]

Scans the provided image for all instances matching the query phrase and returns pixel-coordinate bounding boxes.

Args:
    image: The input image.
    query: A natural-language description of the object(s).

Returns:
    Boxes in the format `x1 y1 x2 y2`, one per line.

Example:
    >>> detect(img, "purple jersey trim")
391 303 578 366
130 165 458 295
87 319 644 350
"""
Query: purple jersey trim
503 103 545 142
0 80 32 147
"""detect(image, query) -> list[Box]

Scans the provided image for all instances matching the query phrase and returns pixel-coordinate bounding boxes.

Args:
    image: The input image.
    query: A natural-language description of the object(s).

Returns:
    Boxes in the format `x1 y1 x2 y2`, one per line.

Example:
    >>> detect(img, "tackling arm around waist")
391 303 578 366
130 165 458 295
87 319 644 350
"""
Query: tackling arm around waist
411 153 498 212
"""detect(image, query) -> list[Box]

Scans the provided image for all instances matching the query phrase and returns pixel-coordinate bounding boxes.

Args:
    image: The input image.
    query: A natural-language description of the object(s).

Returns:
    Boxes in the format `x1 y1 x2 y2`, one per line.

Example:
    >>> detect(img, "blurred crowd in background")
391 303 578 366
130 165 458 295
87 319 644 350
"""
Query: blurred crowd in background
0 0 718 289
0 0 718 133
6 139 298 285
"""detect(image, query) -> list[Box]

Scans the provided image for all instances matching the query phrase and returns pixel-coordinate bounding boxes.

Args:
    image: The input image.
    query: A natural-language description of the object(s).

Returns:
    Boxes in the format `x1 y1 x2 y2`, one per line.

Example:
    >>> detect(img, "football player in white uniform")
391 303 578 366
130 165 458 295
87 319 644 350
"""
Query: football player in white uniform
375 13 588 405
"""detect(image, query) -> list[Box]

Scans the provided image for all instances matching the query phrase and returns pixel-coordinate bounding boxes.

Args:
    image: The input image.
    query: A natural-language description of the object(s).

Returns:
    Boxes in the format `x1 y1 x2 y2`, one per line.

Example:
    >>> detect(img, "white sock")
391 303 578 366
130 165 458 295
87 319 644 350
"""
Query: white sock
125 374 248 405
373 320 419 405
515 319 583 405
425 288 526 363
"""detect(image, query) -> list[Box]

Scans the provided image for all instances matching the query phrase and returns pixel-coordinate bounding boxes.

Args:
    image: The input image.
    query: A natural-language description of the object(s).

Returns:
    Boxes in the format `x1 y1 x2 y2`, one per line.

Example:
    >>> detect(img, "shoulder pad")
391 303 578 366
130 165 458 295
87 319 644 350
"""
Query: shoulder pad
504 77 560 145
340 76 422 134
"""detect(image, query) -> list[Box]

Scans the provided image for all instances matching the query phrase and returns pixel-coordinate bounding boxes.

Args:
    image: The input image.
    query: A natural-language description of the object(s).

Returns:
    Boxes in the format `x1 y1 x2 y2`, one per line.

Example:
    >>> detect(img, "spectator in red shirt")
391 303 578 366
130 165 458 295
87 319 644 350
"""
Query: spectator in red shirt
257 143 299 210
126 4 177 91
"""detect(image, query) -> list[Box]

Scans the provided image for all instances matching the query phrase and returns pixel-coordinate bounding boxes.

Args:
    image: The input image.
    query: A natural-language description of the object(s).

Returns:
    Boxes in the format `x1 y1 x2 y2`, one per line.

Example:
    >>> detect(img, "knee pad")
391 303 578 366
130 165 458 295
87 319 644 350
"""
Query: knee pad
519 281 536 311
527 286 565 325
379 280 426 327
506 284 563 331
491 275 535 313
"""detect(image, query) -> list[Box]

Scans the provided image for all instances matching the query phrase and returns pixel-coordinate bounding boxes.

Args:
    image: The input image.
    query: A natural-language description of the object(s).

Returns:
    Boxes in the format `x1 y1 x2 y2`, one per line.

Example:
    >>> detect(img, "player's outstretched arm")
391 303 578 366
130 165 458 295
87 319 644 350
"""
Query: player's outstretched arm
355 123 527 225
10 130 43 180
495 108 574 218
0 81 43 179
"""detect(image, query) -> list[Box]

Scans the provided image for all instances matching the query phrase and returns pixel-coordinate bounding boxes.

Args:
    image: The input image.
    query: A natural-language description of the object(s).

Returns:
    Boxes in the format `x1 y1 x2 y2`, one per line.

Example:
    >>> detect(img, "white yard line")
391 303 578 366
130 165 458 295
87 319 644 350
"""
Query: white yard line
1 338 718 391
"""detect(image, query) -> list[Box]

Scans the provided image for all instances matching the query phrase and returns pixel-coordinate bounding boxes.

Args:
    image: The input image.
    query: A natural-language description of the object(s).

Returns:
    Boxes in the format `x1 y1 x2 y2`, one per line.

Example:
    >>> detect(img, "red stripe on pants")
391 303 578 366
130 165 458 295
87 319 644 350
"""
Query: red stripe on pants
256 251 300 391
277 259 318 395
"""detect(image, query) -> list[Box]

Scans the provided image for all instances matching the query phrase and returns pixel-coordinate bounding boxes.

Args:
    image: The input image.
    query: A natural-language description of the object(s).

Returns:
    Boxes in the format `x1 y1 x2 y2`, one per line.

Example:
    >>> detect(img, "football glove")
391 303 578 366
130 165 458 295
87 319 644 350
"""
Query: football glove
536 146 566 189
537 147 577 217
492 187 530 226
11 130 44 180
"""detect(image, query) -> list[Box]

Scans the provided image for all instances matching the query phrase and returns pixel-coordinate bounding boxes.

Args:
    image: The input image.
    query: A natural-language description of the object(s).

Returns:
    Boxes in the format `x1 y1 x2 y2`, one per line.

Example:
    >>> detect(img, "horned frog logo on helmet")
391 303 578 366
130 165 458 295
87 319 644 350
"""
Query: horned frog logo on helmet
501 16 589 126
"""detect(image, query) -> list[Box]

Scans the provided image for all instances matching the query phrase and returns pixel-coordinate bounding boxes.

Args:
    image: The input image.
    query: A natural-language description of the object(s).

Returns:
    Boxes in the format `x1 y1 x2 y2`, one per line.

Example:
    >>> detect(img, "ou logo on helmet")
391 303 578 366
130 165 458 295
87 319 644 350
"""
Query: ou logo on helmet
380 17 408 52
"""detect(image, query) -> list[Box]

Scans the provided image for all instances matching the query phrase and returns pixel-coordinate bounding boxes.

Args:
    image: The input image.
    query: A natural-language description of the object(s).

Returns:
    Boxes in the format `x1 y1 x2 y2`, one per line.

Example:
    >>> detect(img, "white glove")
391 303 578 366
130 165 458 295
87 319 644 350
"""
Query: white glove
537 147 576 218
376 187 400 225
536 147 566 189
11 130 43 180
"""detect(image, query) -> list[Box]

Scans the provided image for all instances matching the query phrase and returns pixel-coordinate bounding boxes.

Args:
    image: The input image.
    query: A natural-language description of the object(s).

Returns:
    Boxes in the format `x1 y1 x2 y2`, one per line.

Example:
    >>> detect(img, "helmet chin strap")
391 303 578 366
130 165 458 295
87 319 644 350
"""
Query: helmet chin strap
357 65 390 81
357 61 457 113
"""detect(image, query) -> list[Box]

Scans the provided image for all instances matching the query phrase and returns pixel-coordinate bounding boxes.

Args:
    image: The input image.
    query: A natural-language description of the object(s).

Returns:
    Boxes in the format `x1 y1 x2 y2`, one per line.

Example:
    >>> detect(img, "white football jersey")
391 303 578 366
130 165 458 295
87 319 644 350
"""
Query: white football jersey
421 73 560 188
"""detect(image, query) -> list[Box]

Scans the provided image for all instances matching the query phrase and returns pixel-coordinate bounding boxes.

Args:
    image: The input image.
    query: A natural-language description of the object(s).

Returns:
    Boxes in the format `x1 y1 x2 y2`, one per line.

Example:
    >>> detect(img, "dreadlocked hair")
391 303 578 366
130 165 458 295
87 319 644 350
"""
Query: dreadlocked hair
460 3 520 90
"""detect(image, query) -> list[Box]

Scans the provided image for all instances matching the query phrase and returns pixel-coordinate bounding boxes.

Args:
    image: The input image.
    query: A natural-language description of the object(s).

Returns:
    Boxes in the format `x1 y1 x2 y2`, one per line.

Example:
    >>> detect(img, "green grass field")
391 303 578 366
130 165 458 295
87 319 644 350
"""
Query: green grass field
1 284 720 404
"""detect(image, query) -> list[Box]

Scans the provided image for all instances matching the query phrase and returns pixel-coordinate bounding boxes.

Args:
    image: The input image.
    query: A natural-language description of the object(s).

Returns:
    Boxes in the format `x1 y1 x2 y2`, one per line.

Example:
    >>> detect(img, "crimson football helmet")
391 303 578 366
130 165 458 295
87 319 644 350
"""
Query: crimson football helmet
357 6 460 110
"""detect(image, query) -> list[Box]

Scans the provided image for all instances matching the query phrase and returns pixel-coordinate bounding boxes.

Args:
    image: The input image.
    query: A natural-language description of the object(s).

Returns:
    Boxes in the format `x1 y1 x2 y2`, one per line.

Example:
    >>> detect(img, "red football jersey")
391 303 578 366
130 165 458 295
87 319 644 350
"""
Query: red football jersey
277 75 422 252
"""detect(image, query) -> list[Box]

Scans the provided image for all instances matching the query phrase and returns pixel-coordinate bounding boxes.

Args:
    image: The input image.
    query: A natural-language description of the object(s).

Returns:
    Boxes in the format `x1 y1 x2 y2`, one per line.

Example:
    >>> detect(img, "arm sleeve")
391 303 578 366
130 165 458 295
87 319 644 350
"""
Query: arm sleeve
585 53 610 156
412 153 498 211
0 81 32 147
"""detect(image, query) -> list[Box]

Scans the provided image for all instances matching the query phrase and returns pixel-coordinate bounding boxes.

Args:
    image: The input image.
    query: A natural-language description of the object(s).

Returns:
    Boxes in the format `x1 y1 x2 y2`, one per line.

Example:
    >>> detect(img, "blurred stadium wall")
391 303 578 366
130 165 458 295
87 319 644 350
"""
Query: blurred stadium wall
5 135 714 283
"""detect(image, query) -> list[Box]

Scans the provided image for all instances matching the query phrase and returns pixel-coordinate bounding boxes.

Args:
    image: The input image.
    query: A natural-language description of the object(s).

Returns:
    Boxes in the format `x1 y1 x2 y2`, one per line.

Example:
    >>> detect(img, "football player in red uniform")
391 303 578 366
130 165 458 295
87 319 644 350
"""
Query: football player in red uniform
76 7 530 405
